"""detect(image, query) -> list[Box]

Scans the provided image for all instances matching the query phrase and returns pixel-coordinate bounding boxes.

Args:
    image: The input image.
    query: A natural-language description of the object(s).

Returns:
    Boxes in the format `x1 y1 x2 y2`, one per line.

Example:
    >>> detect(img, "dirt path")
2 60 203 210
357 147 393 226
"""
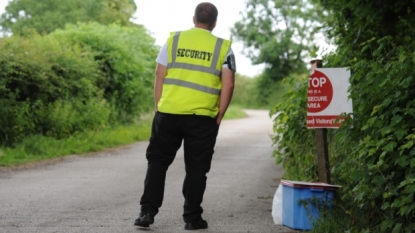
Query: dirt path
0 109 297 233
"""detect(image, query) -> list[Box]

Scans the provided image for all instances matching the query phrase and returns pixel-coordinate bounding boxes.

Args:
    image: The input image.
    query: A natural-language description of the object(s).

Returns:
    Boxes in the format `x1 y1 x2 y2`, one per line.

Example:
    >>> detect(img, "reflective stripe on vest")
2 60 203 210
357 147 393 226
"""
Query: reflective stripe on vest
164 78 221 95
167 31 223 77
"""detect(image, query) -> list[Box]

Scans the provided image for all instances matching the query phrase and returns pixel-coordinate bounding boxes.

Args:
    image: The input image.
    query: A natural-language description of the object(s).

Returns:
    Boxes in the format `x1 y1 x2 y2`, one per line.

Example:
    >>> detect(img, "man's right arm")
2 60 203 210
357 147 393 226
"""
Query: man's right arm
154 42 168 112
154 63 167 112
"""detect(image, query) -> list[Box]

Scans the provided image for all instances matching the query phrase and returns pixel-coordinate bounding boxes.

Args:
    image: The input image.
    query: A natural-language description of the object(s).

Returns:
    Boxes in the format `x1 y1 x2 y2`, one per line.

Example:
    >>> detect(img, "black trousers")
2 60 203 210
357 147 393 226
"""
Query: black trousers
140 112 219 223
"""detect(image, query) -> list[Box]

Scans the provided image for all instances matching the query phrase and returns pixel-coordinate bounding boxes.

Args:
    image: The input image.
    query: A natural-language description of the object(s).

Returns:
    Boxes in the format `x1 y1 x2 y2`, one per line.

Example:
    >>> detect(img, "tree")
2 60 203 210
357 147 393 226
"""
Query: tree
231 0 325 105
0 0 137 35
232 0 325 80
317 0 415 61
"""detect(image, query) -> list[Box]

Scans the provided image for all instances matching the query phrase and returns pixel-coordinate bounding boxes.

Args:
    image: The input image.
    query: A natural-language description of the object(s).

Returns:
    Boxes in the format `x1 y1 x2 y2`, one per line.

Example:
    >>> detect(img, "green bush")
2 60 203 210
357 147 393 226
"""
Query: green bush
334 38 415 233
0 22 158 145
270 76 318 181
0 34 108 144
50 22 158 123
231 74 258 107
40 98 110 138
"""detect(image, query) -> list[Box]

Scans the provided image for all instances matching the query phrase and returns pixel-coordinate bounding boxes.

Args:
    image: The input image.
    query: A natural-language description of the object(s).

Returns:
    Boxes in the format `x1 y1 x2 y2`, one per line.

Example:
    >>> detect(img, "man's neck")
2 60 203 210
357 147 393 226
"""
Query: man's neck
194 23 213 31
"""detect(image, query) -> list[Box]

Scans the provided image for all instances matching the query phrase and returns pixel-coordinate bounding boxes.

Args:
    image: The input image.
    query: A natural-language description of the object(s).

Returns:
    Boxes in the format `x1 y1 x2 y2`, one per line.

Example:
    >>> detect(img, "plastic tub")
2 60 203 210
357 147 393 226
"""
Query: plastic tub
281 180 341 230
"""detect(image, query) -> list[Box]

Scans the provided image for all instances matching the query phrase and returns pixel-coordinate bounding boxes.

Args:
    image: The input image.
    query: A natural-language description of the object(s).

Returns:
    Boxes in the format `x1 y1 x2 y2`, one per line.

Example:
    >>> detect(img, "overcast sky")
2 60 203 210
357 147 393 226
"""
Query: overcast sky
0 0 265 77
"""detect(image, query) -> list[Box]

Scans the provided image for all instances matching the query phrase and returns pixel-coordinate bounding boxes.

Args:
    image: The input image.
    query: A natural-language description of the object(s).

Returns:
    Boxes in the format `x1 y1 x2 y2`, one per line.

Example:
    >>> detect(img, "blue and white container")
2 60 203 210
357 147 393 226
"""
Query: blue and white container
281 180 341 230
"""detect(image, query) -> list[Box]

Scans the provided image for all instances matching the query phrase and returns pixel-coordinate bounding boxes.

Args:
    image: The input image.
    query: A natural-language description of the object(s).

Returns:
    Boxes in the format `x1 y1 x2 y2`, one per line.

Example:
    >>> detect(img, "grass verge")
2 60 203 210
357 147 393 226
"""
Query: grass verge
0 115 153 167
0 106 247 168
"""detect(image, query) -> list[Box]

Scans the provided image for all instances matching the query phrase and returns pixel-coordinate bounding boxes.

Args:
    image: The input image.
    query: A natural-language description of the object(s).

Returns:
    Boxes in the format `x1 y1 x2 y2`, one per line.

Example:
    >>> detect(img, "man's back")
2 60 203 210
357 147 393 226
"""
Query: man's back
158 27 231 117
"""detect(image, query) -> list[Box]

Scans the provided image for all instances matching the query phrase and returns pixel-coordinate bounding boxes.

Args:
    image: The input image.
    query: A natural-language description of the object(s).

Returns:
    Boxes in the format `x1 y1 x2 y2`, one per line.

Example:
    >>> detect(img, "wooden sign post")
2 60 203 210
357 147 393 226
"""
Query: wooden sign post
310 59 331 184
307 60 352 184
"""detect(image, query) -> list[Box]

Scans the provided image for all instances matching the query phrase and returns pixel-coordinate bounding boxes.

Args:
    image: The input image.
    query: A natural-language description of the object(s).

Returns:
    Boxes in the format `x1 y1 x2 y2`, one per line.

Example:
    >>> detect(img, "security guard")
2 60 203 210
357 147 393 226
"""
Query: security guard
134 2 236 231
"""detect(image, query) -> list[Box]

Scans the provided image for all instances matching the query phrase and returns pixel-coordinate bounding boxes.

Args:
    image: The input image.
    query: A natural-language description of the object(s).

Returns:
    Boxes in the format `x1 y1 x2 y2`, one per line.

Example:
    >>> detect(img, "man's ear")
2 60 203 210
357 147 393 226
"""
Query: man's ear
193 16 196 25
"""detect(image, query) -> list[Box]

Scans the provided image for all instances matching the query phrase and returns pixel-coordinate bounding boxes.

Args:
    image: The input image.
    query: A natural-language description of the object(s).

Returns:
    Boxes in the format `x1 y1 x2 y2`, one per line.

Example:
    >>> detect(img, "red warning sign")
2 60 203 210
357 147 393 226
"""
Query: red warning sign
307 68 352 129
307 70 333 113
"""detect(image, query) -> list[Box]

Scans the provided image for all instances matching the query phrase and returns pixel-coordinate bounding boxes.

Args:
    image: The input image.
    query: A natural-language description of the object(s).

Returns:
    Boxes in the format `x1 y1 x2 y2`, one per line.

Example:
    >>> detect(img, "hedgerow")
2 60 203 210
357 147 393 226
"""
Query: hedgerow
272 1 415 232
0 23 157 145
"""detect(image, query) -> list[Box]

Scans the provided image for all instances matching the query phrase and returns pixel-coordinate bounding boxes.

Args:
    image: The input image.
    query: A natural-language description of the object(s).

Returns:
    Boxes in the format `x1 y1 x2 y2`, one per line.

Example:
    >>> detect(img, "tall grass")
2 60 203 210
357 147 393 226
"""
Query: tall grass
0 115 153 167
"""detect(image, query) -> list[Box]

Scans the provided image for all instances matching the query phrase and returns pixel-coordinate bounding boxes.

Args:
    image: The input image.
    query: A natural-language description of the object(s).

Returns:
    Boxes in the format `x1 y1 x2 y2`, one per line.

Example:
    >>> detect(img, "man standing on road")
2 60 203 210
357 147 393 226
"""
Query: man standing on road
134 2 236 231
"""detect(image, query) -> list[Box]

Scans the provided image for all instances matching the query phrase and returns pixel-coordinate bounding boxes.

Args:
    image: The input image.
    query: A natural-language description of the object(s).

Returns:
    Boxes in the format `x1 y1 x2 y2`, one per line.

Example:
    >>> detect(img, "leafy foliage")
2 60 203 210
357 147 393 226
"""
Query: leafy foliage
50 22 158 123
333 37 415 233
231 74 257 107
272 0 415 232
0 0 138 35
0 33 108 144
0 22 157 145
231 0 325 105
271 76 318 180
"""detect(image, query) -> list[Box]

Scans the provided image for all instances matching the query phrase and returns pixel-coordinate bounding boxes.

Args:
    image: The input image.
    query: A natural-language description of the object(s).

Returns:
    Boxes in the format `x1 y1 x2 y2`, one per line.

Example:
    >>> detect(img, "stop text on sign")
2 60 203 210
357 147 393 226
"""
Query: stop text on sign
307 70 333 113
309 77 327 87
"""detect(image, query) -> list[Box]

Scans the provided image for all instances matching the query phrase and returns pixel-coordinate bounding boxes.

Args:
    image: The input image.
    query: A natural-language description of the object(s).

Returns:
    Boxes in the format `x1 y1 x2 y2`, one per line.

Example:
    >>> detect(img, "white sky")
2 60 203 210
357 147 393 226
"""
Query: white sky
0 0 265 77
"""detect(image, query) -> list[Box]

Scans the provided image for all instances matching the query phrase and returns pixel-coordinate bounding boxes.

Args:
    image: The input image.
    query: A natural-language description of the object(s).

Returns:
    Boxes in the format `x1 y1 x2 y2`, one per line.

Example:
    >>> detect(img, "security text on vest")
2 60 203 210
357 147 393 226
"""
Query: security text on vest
177 48 213 61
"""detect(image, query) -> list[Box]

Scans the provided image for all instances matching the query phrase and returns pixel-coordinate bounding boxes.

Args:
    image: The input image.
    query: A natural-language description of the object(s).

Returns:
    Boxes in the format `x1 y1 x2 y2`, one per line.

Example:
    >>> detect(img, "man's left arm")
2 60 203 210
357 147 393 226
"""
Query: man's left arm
216 67 235 125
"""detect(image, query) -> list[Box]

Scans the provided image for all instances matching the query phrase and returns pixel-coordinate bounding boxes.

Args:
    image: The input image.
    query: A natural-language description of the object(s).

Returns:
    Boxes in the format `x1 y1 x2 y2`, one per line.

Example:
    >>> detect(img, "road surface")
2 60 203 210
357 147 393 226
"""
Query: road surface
0 109 298 233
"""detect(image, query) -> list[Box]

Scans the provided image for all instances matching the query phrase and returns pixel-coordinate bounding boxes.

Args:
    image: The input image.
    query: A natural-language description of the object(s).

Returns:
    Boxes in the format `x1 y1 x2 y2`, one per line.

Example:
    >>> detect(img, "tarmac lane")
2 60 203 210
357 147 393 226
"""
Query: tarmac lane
0 109 298 233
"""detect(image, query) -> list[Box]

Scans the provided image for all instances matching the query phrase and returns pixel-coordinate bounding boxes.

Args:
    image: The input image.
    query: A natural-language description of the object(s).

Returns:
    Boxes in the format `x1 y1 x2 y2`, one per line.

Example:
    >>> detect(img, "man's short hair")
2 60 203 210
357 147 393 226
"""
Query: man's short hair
194 2 218 26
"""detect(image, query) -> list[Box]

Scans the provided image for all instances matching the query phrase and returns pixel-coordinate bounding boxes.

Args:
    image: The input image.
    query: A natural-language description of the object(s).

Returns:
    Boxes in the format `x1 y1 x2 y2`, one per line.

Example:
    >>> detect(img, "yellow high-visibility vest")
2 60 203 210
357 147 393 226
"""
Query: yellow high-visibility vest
158 27 231 118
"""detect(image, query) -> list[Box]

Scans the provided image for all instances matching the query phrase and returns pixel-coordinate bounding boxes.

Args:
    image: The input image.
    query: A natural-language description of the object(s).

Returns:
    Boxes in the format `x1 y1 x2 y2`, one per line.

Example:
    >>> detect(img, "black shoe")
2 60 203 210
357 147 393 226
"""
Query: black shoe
184 218 208 230
134 213 154 227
